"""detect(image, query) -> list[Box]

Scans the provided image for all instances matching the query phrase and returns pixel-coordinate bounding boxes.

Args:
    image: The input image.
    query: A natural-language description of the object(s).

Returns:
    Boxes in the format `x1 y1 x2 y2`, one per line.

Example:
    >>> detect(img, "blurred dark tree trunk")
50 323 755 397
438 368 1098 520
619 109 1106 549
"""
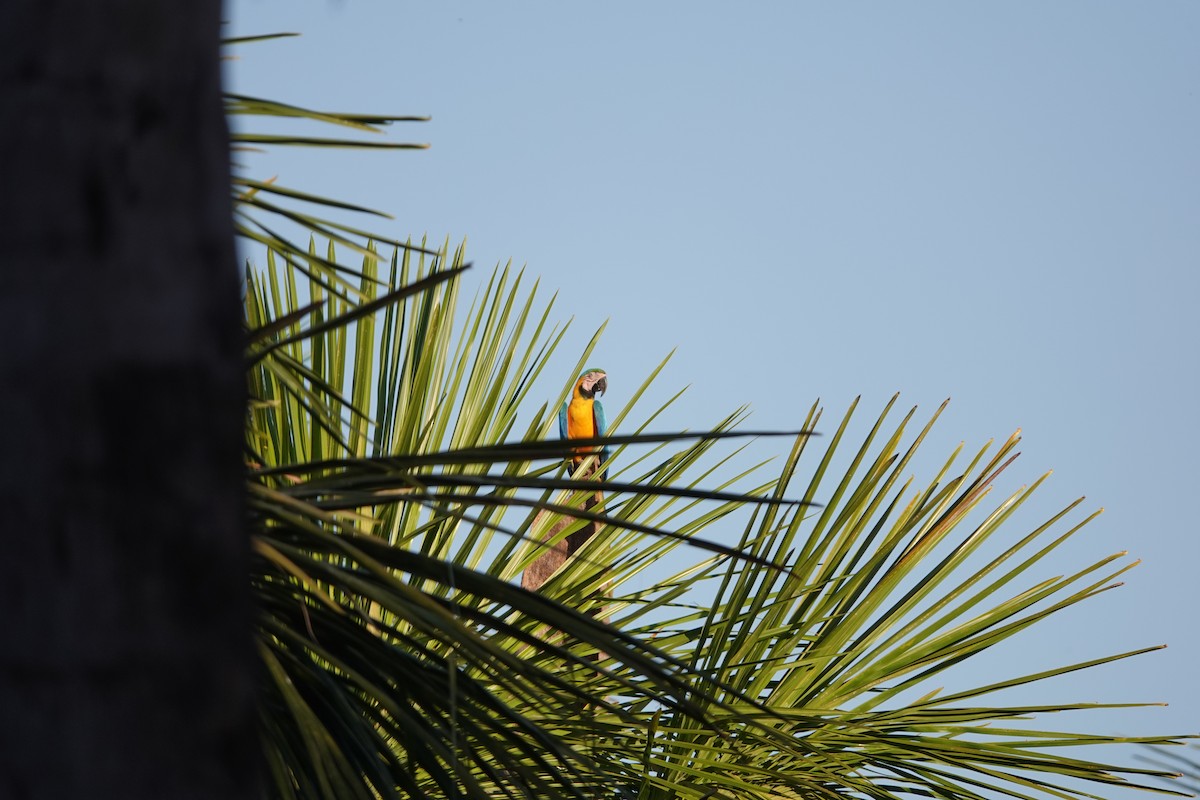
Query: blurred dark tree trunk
0 2 256 799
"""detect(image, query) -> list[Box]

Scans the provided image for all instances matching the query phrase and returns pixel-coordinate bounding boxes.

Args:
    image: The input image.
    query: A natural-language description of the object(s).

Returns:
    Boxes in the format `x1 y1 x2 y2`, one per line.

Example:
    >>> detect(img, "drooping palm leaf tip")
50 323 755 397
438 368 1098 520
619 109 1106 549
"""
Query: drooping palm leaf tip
224 31 435 307
231 29 1190 800
1139 744 1200 796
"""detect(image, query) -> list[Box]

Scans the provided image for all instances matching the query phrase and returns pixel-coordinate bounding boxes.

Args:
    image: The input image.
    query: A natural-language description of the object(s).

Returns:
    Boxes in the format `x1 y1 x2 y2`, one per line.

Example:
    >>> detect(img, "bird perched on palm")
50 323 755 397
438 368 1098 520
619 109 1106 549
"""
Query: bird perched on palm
559 367 610 478
522 368 611 591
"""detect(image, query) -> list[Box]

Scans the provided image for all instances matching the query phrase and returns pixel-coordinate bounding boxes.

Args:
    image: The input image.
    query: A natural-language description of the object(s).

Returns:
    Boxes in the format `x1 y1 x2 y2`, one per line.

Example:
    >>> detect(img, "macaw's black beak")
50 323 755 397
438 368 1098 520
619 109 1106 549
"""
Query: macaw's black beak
594 376 607 396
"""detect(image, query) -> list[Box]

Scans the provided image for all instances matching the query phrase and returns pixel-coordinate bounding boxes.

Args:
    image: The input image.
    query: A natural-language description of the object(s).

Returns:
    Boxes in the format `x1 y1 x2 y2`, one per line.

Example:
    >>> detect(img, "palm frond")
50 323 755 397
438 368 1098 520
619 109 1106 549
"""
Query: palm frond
247 242 805 797
244 240 1188 800
228 28 1185 800
223 32 435 282
1138 744 1200 797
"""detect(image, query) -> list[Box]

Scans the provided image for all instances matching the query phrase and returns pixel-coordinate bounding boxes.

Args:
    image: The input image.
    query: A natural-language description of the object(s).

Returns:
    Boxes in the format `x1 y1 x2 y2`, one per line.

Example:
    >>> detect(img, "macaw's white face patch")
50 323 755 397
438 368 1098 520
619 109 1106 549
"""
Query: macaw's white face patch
580 370 607 397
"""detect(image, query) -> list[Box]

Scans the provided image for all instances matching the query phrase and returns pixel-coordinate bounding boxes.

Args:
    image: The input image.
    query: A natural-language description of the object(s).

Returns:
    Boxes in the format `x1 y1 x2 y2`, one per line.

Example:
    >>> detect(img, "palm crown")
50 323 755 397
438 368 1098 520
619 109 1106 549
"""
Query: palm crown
231 30 1189 800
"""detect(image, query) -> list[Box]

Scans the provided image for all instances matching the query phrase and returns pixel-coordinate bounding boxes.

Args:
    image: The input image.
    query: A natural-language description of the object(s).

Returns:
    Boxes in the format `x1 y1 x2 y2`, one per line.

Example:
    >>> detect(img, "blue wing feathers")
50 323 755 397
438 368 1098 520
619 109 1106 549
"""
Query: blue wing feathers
594 401 611 460
558 403 569 440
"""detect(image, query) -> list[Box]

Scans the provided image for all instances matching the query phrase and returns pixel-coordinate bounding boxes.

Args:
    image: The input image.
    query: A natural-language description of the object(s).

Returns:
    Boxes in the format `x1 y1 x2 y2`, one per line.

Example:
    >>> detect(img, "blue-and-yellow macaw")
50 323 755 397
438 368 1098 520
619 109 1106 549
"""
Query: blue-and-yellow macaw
558 368 610 475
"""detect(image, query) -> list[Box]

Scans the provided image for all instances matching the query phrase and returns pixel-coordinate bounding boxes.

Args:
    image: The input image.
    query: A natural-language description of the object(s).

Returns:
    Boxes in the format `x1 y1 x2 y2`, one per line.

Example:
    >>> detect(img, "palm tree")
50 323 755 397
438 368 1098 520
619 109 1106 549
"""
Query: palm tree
14 23 1161 800
242 237 1188 799
6 9 1185 800
0 4 257 799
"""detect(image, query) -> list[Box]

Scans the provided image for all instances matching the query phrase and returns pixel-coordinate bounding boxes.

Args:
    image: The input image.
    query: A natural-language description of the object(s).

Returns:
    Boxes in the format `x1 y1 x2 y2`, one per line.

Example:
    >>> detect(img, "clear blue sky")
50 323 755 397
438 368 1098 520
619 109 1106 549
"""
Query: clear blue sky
227 0 1198 771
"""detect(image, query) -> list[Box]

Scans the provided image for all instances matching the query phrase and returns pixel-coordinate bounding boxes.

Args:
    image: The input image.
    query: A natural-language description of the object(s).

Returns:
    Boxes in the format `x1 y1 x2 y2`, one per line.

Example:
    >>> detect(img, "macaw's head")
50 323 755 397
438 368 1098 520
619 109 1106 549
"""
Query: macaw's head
577 368 608 399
